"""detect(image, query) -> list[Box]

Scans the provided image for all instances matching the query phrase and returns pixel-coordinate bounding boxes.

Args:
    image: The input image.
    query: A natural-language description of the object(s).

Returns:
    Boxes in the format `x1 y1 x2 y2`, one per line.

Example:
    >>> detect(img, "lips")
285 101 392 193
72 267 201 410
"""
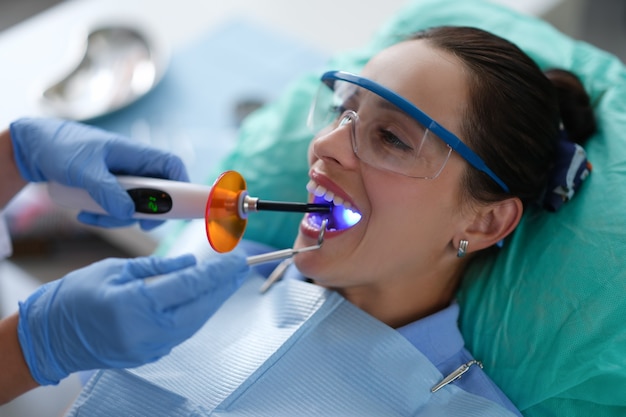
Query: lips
306 179 362 231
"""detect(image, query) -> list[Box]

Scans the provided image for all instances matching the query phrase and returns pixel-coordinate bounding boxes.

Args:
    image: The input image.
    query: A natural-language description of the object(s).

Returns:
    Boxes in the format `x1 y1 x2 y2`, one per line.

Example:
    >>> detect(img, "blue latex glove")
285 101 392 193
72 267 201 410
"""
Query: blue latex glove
17 253 249 386
9 117 189 230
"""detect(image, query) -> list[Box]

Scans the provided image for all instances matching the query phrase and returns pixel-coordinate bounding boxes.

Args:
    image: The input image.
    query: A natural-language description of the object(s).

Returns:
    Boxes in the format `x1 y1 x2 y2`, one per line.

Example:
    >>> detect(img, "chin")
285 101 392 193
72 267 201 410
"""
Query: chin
293 250 318 276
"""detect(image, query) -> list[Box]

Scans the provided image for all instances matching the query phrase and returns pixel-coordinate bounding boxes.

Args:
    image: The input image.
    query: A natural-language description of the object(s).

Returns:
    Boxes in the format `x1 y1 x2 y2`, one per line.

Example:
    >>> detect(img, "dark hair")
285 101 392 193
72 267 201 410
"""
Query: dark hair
411 26 596 206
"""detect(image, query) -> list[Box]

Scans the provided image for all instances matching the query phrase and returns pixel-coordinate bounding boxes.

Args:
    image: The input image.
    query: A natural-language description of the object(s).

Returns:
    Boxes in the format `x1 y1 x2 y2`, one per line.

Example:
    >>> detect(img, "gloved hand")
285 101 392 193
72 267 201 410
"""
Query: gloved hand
17 253 249 386
9 117 189 230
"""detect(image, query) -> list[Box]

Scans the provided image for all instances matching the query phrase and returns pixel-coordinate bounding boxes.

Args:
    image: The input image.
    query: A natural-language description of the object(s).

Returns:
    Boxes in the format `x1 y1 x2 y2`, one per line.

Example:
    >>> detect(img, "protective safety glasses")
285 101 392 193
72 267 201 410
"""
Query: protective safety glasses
307 71 509 192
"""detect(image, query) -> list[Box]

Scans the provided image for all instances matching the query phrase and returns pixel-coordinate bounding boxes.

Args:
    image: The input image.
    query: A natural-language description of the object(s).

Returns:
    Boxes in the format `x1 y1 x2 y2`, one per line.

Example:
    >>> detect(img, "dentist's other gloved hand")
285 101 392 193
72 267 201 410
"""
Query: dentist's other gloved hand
9 117 189 230
17 253 249 386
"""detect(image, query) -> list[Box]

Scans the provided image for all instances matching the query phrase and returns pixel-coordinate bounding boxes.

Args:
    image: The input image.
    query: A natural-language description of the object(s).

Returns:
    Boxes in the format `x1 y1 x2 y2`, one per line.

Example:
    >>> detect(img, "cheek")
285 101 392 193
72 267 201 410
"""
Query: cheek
363 177 423 243
366 174 459 240
366 172 416 215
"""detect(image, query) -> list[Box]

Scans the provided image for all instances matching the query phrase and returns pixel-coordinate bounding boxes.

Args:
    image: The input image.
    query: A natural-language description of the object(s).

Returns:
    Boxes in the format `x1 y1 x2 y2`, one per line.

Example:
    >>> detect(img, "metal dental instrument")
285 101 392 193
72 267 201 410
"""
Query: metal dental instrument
47 171 331 253
254 219 328 294
247 219 327 266
431 360 484 393
39 25 168 121
144 220 326 289
258 259 293 294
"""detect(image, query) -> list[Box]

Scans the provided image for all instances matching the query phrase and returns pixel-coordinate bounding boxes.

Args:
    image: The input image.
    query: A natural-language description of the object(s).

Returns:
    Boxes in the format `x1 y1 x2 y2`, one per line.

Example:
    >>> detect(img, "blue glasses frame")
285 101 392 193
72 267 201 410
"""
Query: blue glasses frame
321 71 509 193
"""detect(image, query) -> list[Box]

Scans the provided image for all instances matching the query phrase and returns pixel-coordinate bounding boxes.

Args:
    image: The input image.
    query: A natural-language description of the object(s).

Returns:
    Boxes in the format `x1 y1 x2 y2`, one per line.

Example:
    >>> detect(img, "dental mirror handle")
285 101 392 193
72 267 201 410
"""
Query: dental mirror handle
47 176 212 219
246 244 322 266
247 218 327 266
246 249 300 266
246 244 320 265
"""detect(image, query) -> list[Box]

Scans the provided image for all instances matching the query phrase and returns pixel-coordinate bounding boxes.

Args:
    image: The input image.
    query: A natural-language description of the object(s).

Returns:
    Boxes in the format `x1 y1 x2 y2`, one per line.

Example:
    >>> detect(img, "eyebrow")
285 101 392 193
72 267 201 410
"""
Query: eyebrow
377 96 405 112
367 92 426 127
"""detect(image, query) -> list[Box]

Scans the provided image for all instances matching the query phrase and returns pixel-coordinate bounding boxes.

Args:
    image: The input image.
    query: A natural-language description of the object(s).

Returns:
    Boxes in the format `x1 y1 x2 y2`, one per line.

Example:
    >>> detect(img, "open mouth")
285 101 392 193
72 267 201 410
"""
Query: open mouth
307 195 362 231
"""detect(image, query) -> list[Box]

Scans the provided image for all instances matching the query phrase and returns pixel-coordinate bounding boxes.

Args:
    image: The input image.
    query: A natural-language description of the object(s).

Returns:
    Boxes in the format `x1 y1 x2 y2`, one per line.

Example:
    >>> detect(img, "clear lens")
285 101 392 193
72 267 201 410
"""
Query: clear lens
308 79 452 179
308 79 344 134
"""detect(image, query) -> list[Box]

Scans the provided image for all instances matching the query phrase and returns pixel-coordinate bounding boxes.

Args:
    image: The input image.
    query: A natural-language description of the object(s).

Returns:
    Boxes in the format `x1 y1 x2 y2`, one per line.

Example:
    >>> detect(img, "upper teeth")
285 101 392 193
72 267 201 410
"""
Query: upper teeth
306 180 352 209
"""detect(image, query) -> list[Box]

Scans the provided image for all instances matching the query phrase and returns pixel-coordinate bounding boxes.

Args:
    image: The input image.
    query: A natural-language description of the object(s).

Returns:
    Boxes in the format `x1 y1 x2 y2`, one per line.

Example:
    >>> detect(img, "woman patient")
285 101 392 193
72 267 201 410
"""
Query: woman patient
65 26 595 416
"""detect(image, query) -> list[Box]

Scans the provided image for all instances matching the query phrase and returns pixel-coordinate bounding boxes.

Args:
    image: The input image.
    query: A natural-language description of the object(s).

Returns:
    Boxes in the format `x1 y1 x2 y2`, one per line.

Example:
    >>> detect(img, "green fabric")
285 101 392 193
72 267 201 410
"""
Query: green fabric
172 0 626 415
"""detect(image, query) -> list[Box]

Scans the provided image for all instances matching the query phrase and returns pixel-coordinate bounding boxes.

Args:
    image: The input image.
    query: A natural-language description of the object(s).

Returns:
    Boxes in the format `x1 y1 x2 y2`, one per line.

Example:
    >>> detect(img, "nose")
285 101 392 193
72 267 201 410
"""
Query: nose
310 111 360 169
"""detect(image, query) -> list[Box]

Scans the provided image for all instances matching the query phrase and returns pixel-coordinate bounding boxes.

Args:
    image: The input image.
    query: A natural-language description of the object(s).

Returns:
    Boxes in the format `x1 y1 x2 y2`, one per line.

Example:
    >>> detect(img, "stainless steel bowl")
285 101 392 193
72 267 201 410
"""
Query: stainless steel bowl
39 25 168 121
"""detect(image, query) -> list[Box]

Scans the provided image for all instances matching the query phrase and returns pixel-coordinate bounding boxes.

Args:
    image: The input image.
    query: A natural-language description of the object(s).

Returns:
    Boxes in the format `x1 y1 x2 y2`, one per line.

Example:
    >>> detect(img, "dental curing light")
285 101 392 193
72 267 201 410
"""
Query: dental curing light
204 171 329 253
47 170 331 253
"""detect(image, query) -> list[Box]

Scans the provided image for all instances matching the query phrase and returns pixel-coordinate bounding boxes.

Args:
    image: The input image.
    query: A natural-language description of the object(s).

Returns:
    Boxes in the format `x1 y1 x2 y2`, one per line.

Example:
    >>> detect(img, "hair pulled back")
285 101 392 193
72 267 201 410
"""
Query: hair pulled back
412 26 596 206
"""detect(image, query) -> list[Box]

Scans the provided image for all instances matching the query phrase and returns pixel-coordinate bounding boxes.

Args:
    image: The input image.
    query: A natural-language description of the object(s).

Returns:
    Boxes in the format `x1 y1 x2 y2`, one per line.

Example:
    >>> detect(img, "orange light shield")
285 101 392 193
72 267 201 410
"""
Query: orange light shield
205 170 247 253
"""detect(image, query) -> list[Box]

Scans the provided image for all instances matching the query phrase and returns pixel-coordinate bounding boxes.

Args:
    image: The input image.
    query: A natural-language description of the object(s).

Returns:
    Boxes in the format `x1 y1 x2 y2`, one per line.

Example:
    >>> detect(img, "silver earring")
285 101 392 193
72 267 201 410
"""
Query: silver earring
457 239 469 258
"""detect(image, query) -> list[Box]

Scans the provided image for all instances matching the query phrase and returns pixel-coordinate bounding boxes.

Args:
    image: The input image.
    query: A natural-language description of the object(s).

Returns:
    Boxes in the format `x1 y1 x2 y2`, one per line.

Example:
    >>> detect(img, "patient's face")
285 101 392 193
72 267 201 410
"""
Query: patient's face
293 40 472 307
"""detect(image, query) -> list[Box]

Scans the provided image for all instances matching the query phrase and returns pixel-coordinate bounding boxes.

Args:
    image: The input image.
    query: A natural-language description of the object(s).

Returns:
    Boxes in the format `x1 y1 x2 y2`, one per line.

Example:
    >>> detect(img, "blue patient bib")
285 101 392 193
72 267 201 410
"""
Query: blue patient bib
66 274 516 416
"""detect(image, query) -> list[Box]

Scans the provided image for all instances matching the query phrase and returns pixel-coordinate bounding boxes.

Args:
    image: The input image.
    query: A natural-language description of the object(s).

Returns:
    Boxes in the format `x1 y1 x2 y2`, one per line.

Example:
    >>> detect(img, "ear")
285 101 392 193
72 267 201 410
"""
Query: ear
455 197 523 254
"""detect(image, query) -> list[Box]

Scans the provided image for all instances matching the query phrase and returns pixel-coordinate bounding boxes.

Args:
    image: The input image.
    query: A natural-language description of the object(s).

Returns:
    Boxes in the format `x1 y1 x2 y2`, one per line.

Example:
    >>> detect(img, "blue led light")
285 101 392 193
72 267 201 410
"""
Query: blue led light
340 206 362 228
311 196 362 230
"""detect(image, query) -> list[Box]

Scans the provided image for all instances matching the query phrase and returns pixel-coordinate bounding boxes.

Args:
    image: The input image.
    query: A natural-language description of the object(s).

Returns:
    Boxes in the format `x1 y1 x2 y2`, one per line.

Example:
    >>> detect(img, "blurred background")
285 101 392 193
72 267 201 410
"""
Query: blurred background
0 0 61 30
1 0 625 59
